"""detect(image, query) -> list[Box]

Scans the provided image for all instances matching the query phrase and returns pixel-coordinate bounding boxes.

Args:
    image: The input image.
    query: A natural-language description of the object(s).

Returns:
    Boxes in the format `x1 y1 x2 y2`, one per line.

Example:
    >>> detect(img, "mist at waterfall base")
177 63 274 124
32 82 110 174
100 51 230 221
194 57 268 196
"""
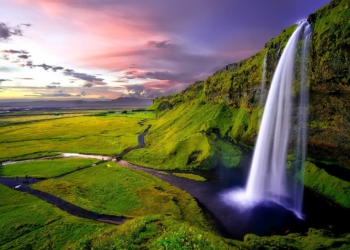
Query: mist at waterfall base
222 21 312 221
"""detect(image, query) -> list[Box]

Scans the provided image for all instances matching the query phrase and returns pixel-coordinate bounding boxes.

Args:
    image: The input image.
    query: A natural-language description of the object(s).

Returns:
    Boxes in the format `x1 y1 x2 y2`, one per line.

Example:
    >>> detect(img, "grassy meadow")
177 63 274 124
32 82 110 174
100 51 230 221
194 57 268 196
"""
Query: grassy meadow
0 110 110 126
0 184 112 250
0 110 243 249
1 183 241 250
32 161 209 228
0 111 155 161
1 158 99 178
1 108 350 249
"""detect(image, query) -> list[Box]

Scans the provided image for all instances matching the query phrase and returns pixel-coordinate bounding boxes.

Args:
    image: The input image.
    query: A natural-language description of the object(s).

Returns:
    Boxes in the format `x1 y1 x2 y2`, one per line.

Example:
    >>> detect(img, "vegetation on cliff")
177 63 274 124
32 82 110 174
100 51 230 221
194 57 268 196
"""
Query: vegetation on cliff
136 0 350 209
307 0 350 165
148 0 350 166
302 161 350 208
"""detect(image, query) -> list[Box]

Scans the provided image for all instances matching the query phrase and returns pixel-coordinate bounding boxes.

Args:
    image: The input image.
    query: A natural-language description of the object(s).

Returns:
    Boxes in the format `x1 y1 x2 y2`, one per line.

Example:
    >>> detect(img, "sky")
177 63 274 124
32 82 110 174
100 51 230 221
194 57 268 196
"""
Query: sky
0 0 330 101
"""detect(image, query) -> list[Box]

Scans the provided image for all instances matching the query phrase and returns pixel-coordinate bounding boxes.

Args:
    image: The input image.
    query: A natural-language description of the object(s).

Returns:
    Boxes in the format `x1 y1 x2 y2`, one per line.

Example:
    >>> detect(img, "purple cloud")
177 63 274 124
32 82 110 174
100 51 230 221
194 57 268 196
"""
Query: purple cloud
46 82 61 88
147 40 171 49
64 70 105 82
0 23 25 41
18 54 30 59
1 50 29 54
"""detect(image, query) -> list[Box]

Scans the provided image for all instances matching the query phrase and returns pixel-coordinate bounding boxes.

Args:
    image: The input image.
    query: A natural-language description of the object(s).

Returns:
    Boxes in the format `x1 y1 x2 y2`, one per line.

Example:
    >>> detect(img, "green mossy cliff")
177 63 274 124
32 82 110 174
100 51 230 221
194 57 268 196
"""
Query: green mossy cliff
307 0 350 165
151 0 350 164
132 0 350 208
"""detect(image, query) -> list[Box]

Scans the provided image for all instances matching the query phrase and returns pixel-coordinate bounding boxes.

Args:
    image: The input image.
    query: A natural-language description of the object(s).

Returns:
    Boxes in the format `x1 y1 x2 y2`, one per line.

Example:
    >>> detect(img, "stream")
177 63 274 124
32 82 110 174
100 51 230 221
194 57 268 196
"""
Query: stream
1 125 350 240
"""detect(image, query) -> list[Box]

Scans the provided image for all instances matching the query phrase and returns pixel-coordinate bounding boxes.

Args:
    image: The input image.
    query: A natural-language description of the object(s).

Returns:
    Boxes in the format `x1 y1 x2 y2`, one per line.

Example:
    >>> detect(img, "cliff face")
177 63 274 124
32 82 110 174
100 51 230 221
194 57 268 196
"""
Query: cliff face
151 0 350 167
307 0 350 165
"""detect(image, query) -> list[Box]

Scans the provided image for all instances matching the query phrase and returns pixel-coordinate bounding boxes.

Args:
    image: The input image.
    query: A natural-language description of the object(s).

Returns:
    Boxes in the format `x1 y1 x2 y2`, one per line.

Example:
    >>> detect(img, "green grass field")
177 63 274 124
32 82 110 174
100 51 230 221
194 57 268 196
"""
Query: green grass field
0 110 113 127
1 108 349 249
0 114 80 126
32 161 209 228
1 158 99 178
0 184 112 250
0 112 155 161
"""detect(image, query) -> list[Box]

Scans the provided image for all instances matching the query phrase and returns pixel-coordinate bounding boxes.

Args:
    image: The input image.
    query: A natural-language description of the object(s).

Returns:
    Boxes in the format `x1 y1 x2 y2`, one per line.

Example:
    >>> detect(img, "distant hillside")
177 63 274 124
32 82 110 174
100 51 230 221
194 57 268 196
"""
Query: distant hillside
0 97 153 109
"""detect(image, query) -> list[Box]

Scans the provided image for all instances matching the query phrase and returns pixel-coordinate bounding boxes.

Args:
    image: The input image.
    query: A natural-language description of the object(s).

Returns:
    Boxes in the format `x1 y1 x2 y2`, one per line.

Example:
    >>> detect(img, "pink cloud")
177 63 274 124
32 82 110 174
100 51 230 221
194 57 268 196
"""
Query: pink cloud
143 80 177 90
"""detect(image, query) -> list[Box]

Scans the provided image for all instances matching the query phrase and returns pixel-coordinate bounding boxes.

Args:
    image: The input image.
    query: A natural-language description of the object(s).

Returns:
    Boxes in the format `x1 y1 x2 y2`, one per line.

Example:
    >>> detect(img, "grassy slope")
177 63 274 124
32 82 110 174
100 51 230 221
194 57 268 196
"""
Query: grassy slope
77 215 240 250
32 161 209 229
0 113 155 161
125 101 243 170
130 24 299 172
0 184 111 250
1 158 99 178
303 161 350 208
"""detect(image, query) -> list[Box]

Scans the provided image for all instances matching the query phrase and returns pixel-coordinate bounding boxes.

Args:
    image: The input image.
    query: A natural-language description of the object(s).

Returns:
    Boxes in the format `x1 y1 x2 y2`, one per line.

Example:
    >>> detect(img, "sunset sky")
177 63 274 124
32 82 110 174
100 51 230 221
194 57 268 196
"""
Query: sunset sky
0 0 330 101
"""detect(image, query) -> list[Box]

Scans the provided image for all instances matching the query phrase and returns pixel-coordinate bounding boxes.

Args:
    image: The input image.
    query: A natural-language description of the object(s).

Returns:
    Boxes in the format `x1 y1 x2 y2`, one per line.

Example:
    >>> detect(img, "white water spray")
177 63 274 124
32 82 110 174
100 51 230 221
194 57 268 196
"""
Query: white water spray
227 21 312 218
259 52 268 107
292 24 312 215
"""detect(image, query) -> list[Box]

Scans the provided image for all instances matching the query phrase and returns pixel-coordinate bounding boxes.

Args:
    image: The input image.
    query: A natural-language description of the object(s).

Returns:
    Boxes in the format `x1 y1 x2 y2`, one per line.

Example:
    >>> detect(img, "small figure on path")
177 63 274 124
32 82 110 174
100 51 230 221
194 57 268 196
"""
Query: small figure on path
32 178 35 183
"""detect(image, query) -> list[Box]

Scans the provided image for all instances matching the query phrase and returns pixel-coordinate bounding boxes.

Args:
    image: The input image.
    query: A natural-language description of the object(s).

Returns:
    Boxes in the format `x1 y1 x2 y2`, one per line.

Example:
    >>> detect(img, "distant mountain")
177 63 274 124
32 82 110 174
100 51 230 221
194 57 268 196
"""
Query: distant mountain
0 97 153 110
110 97 153 106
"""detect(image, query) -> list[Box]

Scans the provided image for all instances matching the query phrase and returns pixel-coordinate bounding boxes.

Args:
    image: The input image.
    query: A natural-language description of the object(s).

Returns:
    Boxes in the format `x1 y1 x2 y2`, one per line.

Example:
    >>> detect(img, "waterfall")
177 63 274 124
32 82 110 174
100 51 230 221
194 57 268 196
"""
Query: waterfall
243 21 312 218
259 52 268 107
292 24 312 215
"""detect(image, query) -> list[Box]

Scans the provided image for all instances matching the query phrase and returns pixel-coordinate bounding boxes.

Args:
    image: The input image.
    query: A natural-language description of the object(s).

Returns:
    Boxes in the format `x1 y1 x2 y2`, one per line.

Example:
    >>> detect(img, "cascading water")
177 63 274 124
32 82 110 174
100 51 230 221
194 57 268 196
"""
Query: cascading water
259 52 268 107
292 24 312 215
245 21 311 218
225 21 312 219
